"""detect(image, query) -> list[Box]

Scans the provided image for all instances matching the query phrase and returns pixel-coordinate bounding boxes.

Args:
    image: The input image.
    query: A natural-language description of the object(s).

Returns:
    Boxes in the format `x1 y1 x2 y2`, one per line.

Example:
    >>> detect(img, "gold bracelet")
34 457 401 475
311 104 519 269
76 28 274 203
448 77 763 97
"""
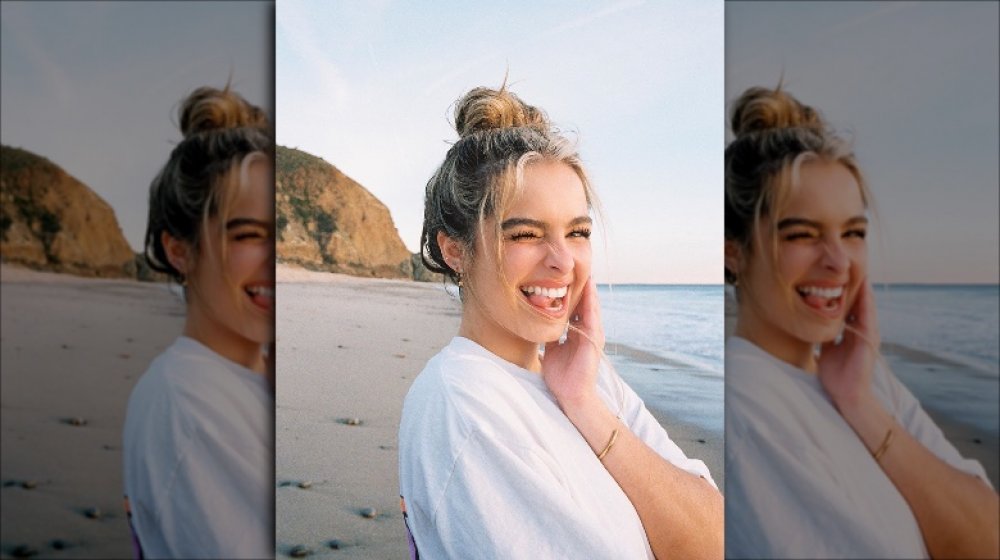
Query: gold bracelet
872 427 894 462
597 428 619 461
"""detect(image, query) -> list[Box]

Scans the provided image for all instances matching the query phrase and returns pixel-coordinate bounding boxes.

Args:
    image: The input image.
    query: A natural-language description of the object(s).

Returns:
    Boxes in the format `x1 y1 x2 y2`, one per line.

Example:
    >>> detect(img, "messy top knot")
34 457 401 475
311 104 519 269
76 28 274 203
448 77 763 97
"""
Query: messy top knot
179 86 269 138
453 87 548 138
730 86 825 137
725 85 870 285
144 85 272 285
421 84 599 291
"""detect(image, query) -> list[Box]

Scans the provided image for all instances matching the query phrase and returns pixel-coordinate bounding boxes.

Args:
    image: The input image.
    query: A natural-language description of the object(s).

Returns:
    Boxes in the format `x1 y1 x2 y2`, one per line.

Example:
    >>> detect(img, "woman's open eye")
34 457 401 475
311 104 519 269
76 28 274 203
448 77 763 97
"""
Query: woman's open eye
569 228 592 239
845 228 867 240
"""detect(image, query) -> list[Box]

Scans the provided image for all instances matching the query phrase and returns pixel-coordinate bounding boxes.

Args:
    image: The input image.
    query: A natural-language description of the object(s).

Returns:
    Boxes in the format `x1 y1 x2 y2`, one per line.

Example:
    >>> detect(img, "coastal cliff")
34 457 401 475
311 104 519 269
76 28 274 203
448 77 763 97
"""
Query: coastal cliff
0 145 135 278
276 146 436 281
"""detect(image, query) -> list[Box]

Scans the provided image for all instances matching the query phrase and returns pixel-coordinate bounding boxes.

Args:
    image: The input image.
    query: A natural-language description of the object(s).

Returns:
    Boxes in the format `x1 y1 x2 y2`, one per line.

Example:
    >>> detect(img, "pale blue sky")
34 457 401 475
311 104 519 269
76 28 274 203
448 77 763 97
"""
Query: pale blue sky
1 1 272 253
276 0 725 284
727 2 999 284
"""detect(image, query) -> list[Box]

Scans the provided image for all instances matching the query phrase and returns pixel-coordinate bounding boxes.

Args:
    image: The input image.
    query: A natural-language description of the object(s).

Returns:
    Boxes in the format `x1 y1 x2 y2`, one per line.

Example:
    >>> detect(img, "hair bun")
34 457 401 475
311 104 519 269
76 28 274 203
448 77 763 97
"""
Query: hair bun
453 87 548 138
730 86 824 137
178 86 268 138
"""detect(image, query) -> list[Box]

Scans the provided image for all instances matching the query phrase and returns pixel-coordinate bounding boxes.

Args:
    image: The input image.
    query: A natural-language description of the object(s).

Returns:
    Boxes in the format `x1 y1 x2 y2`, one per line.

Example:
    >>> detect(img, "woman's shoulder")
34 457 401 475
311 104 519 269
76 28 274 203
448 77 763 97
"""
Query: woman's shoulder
126 337 269 438
400 338 553 449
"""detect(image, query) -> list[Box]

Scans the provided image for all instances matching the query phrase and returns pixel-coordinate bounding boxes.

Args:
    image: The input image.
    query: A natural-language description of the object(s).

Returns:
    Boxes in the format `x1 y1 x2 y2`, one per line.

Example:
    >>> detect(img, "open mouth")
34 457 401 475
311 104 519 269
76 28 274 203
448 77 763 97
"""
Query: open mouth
245 284 274 312
519 284 568 317
795 284 845 316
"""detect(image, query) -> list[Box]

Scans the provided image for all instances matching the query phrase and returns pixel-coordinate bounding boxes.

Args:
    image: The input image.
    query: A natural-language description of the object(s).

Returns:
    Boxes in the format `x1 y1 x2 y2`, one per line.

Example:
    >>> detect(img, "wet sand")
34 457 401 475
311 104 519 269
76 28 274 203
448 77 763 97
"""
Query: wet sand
0 264 185 559
274 265 726 558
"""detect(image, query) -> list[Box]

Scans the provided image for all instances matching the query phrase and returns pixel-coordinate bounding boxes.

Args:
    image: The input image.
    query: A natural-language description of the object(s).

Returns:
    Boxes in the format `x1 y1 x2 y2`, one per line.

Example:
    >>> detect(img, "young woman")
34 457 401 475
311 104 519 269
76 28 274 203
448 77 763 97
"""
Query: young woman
122 86 274 558
723 86 999 559
398 86 723 559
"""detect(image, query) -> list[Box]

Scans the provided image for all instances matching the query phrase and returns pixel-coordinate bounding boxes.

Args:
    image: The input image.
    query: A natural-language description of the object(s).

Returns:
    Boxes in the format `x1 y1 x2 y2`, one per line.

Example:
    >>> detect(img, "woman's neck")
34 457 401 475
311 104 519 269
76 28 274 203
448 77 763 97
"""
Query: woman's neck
458 313 541 373
735 303 817 373
183 304 265 373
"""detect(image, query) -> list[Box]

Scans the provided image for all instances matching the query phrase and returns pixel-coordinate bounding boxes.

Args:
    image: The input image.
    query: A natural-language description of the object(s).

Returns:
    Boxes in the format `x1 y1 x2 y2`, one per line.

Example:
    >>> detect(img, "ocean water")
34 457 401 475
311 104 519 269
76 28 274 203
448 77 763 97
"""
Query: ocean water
875 284 999 376
874 284 999 435
597 285 725 435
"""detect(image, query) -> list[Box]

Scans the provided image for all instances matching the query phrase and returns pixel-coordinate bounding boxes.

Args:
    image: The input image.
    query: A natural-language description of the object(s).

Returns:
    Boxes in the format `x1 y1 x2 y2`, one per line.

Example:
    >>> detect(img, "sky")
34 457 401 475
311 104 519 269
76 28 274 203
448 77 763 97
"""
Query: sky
727 2 999 284
276 0 725 285
1 1 272 254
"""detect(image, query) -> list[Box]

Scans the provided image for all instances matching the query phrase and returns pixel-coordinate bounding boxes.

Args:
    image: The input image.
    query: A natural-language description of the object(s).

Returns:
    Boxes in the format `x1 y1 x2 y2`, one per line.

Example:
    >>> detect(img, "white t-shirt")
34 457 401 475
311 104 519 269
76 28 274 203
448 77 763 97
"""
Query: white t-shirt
122 336 273 559
725 336 990 559
398 336 715 560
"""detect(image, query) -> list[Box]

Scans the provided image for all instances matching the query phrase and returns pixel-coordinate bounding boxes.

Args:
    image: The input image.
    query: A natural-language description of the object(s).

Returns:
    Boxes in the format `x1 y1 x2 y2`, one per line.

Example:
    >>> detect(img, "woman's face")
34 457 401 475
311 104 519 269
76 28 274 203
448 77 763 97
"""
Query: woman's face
187 158 274 361
735 160 868 357
461 160 592 360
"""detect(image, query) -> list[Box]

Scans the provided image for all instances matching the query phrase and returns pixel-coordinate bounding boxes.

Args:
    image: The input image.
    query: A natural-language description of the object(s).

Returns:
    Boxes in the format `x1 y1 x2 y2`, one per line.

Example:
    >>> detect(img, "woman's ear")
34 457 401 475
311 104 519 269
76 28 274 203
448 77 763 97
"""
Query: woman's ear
162 231 191 276
724 239 743 281
437 231 464 273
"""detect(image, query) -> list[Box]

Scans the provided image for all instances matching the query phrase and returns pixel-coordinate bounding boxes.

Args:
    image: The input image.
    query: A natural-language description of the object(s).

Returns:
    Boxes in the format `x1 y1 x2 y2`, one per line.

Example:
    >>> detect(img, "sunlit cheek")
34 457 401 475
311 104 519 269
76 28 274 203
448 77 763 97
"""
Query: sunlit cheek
226 243 269 278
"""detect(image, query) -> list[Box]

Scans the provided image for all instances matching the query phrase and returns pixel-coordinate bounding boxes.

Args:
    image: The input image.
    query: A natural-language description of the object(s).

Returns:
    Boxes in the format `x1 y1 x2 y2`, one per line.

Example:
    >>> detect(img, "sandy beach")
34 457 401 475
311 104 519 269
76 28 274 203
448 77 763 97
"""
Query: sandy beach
275 265 725 559
0 264 185 559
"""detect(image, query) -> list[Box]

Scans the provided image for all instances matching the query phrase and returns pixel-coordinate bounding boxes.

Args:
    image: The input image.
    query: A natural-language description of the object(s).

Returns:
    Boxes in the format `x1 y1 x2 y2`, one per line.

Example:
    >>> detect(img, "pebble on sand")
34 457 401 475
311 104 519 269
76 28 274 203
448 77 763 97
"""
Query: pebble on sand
11 544 37 558
20 480 38 489
338 417 363 426
84 507 101 519
297 481 313 489
289 544 312 557
360 507 377 519
327 539 342 549
64 417 88 427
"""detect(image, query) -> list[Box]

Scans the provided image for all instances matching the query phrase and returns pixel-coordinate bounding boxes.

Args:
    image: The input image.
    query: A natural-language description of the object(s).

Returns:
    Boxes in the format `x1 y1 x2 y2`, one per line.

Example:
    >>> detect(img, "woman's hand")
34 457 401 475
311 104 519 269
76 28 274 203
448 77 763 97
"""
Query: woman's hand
818 279 881 411
541 276 605 409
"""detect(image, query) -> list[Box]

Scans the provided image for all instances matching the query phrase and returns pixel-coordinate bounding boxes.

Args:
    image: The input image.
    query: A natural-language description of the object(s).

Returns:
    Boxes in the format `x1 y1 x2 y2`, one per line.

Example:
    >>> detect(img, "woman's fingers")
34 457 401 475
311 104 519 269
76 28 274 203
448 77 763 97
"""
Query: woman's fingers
846 279 879 347
571 277 604 348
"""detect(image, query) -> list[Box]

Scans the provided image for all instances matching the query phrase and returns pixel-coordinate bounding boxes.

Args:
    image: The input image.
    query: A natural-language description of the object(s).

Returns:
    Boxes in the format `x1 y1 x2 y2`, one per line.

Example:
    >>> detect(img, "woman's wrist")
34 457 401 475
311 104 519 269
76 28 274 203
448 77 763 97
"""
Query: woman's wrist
835 391 893 453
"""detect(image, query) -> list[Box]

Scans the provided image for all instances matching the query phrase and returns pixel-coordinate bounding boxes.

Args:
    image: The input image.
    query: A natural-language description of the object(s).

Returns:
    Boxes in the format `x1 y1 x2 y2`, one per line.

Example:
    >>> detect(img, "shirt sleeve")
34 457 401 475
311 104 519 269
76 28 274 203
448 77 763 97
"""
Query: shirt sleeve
878 364 992 488
609 369 718 489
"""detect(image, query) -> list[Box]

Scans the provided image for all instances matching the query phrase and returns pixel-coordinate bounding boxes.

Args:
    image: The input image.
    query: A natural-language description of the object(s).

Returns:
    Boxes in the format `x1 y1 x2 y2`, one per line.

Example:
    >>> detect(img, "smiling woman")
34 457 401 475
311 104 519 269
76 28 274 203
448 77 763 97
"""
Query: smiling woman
723 86 999 559
398 85 723 559
122 86 274 559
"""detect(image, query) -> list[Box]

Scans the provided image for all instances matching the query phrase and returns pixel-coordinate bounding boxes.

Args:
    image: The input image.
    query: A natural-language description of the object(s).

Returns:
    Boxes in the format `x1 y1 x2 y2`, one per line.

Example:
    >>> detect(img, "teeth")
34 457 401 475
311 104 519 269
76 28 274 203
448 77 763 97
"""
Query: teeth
246 286 274 298
797 285 843 299
520 285 567 298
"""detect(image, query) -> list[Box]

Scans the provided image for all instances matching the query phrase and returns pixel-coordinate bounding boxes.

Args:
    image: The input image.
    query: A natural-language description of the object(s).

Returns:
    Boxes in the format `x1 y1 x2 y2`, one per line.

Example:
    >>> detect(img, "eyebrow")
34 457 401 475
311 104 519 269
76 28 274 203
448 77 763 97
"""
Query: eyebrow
225 217 272 230
501 216 592 230
776 216 868 230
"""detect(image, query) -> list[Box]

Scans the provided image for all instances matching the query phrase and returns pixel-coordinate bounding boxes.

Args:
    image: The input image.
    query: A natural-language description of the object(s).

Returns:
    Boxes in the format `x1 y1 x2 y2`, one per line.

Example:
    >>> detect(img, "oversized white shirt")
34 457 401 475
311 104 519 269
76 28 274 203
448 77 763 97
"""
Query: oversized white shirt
398 336 715 560
725 336 990 559
122 336 273 559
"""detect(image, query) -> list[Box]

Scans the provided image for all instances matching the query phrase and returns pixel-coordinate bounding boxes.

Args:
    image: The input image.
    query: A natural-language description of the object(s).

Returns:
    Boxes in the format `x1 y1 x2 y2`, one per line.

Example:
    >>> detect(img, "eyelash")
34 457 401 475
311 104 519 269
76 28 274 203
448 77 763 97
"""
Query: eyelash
508 228 592 241
233 230 266 241
784 230 867 241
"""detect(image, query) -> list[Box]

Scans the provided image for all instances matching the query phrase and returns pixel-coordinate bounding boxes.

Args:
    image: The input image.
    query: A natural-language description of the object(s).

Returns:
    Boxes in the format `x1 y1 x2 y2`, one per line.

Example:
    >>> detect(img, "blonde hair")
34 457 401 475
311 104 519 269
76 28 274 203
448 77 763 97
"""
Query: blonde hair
144 85 271 286
724 85 872 290
421 85 602 299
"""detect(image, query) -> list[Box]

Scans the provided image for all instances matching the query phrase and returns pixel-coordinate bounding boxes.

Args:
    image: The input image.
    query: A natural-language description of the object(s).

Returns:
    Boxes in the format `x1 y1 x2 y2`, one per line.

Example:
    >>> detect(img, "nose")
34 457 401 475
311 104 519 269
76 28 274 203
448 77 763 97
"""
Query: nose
544 238 574 272
820 237 850 272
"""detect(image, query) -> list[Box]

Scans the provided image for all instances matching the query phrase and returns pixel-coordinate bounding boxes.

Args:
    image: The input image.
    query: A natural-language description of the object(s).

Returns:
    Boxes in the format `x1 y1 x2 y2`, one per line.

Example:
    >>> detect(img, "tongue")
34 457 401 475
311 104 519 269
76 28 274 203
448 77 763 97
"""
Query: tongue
250 292 273 310
802 293 829 309
528 294 554 308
